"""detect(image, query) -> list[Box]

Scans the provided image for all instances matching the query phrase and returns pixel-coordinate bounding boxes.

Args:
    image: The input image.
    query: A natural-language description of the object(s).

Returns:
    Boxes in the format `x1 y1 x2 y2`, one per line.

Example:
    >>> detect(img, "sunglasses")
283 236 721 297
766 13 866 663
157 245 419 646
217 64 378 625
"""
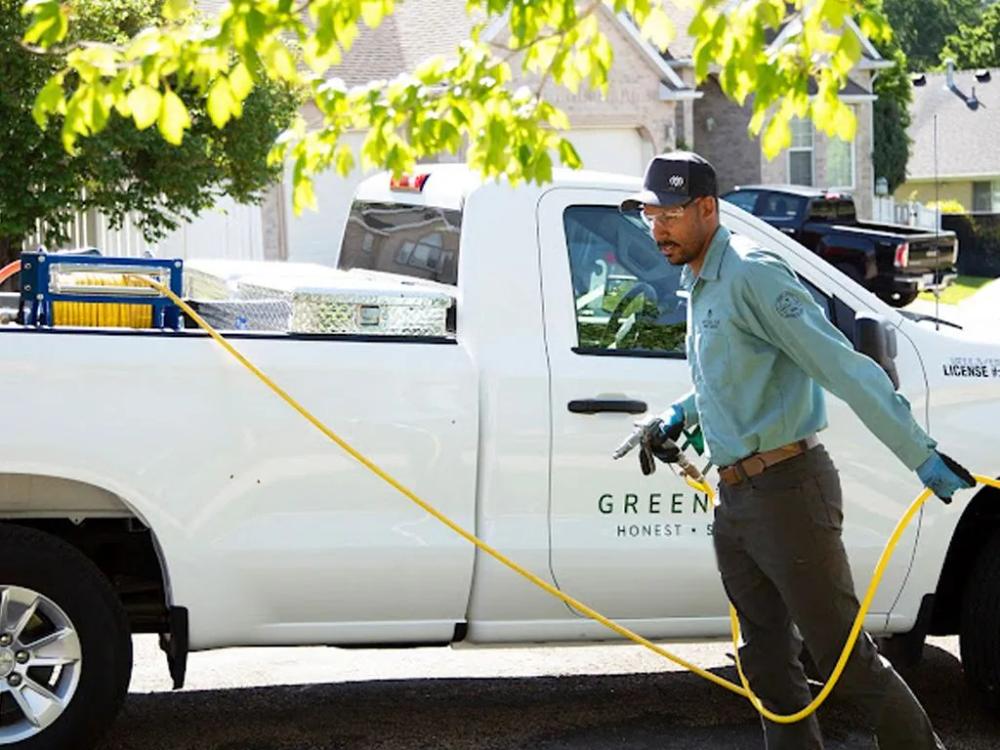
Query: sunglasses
639 198 696 228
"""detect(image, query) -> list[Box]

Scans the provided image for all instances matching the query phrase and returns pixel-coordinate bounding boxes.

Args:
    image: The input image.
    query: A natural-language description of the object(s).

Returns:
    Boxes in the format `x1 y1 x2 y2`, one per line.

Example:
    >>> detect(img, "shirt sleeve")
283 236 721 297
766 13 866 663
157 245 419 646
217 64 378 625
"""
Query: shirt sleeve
670 390 699 428
733 252 936 470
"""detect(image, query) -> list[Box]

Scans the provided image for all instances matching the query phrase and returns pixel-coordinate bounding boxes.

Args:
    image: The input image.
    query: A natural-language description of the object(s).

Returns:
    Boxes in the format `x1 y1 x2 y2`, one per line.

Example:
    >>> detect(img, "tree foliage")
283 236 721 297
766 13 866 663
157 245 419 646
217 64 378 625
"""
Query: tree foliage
942 2 1000 69
20 0 892 213
0 0 297 262
863 0 912 192
881 0 985 72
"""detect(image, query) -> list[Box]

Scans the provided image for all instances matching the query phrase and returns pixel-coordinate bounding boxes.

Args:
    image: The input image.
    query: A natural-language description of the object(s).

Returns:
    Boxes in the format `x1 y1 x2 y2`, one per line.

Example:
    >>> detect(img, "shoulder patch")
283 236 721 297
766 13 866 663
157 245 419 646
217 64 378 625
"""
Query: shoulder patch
775 291 803 318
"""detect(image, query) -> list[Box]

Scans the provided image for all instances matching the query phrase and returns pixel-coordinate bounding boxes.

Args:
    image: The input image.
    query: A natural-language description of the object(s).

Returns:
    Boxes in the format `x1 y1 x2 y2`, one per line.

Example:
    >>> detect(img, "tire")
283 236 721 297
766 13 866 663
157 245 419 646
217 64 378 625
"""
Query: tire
877 289 920 308
0 524 132 749
960 530 1000 708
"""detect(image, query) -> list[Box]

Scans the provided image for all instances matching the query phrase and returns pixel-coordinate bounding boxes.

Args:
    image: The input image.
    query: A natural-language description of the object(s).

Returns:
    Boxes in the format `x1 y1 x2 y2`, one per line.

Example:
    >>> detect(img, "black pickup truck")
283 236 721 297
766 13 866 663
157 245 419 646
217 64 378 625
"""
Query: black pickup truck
722 185 957 307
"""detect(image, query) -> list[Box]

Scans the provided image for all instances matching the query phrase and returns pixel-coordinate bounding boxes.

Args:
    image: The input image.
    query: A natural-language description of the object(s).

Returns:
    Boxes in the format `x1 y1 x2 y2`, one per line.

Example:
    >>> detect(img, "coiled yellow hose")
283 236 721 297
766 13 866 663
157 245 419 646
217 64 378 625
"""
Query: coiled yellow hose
51 273 153 328
140 275 1000 723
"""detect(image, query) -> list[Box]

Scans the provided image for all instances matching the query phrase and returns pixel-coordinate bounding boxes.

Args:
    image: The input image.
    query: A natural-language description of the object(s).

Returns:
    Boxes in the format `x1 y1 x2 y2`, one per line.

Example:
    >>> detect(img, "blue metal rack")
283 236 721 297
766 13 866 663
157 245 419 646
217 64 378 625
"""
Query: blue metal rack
19 252 184 329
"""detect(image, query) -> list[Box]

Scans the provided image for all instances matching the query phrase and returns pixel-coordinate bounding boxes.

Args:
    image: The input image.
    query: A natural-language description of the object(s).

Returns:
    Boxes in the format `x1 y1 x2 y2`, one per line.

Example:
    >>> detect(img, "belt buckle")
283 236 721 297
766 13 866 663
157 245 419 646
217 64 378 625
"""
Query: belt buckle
743 454 767 478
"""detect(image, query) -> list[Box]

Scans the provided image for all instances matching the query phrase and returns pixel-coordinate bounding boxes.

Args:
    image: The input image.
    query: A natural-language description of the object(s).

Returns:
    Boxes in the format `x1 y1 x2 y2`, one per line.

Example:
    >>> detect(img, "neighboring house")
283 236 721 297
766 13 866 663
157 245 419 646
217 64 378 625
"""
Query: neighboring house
895 66 1000 214
189 2 891 262
660 6 890 219
280 0 700 265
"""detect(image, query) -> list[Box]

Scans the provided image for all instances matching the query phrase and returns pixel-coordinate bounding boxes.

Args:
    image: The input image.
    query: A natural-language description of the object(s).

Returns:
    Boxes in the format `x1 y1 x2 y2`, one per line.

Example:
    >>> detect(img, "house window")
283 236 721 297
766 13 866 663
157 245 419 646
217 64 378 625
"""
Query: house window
826 135 855 189
788 117 814 186
973 180 1000 213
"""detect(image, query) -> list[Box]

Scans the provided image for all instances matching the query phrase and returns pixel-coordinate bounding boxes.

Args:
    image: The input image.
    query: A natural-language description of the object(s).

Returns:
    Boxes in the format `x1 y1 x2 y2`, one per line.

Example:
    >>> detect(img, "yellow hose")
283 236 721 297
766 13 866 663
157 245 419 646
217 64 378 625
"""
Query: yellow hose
51 273 153 328
139 275 1000 722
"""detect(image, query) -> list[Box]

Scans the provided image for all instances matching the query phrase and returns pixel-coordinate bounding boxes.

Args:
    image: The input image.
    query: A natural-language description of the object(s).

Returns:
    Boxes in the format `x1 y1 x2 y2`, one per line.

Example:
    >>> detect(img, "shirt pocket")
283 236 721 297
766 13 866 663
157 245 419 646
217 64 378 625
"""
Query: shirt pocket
694 321 734 390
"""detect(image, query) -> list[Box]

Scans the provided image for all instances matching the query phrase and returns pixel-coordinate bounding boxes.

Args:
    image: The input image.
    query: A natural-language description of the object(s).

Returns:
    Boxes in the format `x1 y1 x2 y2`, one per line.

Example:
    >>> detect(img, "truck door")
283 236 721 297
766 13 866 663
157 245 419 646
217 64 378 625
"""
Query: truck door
537 188 729 632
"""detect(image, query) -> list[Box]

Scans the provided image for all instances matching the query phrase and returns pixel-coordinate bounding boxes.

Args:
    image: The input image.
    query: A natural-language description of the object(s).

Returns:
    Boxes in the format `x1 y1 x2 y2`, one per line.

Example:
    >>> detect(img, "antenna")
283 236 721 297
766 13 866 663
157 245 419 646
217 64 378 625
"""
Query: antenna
933 113 941 330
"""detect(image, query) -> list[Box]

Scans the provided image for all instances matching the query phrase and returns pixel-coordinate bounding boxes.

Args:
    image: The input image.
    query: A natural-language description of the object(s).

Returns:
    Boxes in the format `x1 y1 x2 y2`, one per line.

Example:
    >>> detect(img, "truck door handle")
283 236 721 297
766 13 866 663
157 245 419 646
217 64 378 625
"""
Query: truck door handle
567 399 648 415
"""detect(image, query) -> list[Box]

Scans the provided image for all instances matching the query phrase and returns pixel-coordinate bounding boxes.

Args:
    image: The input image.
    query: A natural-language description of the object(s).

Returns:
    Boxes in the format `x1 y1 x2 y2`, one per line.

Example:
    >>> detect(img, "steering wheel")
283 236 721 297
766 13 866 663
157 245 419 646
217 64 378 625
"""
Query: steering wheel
603 282 659 349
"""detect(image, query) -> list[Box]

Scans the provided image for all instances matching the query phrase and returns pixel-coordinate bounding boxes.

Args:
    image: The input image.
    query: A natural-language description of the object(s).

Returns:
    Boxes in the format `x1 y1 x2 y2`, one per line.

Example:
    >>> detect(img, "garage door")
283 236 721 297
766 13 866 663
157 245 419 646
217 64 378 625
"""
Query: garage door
564 128 654 176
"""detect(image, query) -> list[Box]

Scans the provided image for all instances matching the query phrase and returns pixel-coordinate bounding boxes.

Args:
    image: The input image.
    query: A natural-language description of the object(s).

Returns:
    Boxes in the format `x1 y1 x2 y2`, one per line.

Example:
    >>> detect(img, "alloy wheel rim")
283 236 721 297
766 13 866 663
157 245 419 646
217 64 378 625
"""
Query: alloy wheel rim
0 586 83 744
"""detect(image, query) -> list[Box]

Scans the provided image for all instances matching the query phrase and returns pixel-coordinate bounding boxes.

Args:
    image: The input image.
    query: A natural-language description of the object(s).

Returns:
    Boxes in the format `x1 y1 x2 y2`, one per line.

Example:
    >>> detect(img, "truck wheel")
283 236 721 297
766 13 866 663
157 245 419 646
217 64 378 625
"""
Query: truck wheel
960 530 1000 708
0 524 132 749
878 289 919 308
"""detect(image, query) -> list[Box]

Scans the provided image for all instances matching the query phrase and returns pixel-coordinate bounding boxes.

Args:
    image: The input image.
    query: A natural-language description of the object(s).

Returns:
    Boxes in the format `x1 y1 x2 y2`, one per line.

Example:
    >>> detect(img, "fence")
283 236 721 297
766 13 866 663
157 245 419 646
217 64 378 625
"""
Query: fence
872 196 942 230
21 197 265 262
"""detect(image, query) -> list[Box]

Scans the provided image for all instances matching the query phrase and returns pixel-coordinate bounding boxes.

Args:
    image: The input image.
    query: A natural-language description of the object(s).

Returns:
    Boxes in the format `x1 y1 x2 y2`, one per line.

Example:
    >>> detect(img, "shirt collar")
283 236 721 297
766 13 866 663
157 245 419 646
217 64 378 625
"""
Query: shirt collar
680 225 730 290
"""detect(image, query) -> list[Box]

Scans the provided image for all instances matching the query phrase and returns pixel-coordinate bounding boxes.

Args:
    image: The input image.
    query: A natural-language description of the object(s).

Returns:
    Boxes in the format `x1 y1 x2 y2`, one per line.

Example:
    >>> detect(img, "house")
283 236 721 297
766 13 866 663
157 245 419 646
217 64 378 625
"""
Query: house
895 66 1000 214
191 2 890 262
659 6 891 219
278 0 699 265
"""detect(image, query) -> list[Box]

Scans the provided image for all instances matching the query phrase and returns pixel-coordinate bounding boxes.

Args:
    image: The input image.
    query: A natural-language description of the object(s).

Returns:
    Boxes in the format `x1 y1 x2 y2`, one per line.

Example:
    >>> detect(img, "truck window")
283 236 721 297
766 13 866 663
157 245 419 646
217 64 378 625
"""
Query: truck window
338 202 462 285
563 206 686 356
722 190 760 213
807 197 855 223
758 193 806 220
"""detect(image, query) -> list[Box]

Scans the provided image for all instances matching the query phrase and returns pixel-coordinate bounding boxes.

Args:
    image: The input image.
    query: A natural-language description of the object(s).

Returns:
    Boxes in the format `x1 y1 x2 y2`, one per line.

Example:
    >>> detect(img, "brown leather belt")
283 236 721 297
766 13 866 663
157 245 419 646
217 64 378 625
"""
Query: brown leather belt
718 435 820 486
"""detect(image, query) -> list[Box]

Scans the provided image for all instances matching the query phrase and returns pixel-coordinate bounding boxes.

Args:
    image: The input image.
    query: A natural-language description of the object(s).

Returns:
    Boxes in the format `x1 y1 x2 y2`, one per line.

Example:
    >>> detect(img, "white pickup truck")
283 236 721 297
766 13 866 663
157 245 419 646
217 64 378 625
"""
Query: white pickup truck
1 165 999 749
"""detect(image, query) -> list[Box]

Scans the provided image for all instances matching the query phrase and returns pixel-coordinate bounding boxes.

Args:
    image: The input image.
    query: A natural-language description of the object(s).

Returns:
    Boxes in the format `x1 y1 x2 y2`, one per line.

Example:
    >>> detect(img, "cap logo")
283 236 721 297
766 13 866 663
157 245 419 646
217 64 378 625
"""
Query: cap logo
668 175 685 189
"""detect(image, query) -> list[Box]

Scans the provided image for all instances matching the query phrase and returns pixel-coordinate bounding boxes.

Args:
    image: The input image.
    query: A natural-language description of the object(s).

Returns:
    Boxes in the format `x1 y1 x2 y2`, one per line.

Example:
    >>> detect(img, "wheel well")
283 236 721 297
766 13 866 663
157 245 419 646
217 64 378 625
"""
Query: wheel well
5 518 170 634
929 482 1000 635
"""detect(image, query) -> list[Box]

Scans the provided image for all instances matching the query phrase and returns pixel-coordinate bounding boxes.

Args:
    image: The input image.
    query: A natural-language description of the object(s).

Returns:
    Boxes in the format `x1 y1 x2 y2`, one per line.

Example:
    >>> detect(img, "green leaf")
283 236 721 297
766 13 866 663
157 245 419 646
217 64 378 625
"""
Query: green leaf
293 177 317 213
761 114 791 159
128 86 162 130
639 6 673 51
158 89 190 144
162 0 192 21
21 0 68 47
229 63 254 100
32 75 65 128
557 138 581 169
207 77 235 128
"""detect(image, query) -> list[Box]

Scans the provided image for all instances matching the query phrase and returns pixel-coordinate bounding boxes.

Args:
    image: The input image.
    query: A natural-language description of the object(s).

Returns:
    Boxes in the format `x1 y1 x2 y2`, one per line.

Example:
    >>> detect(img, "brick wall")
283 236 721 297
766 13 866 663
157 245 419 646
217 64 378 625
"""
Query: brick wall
692 76 761 192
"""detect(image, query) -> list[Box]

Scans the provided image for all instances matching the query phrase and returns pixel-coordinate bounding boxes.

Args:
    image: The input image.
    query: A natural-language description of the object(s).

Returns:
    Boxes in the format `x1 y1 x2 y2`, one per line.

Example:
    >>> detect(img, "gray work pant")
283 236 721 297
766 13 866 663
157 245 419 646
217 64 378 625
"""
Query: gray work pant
713 445 945 750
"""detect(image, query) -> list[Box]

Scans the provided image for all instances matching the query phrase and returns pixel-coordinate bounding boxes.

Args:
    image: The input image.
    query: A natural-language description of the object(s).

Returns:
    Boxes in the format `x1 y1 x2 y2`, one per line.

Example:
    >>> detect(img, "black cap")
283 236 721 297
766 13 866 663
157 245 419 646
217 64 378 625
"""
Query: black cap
620 151 718 211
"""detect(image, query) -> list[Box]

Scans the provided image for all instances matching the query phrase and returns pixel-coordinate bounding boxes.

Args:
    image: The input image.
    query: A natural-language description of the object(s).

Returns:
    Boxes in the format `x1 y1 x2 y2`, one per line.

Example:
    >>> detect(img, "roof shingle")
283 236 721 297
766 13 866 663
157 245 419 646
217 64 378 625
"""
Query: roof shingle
906 69 1000 180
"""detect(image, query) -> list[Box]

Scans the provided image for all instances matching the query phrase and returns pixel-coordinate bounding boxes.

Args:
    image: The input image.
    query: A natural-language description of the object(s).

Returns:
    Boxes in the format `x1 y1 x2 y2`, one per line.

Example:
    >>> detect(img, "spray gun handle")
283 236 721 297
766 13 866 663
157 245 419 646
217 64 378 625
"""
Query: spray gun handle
612 417 662 460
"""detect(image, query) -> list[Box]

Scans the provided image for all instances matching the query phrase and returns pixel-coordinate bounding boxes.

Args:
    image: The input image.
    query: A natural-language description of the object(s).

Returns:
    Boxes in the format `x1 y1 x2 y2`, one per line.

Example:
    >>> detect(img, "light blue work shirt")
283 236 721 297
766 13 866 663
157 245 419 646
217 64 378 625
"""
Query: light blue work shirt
672 226 936 470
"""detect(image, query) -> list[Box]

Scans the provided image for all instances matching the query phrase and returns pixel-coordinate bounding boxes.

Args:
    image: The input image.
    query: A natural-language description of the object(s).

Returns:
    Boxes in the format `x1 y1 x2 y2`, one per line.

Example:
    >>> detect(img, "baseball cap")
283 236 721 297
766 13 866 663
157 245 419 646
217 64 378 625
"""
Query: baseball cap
620 151 718 212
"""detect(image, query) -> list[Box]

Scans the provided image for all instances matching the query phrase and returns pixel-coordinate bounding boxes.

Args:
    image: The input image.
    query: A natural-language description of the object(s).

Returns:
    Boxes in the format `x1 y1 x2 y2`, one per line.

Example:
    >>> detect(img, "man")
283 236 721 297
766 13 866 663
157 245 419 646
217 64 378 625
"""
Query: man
621 151 974 750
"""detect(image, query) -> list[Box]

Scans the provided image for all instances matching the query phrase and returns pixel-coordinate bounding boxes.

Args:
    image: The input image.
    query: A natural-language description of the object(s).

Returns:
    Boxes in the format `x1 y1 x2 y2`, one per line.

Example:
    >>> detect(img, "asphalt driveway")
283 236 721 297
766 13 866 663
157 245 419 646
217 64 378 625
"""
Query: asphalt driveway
98 635 1000 749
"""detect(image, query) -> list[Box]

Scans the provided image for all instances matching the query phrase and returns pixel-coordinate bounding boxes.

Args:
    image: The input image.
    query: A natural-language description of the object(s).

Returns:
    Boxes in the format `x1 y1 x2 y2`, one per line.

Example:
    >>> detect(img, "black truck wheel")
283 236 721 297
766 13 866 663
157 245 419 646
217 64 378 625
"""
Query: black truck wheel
877 289 920 308
0 524 132 749
960 530 1000 707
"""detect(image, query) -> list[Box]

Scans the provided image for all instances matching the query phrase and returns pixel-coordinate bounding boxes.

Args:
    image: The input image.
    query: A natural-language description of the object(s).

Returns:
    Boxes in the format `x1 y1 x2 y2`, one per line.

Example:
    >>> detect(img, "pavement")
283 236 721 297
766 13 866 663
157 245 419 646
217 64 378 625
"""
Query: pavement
98 634 1000 750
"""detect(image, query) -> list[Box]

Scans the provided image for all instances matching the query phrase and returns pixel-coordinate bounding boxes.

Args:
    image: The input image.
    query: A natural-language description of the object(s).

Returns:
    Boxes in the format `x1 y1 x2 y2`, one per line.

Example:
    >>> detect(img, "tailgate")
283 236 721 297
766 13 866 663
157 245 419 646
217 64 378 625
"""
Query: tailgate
897 232 957 273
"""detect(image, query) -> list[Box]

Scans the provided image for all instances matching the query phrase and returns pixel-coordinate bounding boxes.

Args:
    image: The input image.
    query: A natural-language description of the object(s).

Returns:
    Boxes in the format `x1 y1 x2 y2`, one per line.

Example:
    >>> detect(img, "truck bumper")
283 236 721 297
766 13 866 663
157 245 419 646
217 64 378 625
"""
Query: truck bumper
893 271 957 294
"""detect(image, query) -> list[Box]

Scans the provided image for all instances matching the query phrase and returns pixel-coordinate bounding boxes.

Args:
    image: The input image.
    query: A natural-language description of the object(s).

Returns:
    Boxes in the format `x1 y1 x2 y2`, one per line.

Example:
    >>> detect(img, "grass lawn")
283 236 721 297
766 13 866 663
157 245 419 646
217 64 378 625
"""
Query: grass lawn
918 275 992 305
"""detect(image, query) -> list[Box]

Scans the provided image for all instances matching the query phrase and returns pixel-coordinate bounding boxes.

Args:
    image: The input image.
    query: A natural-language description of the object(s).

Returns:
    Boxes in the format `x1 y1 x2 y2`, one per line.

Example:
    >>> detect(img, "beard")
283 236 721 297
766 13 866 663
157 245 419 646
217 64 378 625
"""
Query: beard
658 240 699 266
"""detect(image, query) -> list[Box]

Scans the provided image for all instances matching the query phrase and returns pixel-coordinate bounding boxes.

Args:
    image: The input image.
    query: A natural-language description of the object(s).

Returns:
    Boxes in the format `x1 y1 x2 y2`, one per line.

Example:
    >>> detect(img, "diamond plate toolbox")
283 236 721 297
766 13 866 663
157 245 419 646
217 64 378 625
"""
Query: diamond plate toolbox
185 260 454 337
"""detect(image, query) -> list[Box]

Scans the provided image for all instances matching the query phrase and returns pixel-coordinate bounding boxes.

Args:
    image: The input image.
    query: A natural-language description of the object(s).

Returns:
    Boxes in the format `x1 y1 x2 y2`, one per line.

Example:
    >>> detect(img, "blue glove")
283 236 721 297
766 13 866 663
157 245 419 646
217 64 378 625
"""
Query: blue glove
916 452 976 504
646 405 685 463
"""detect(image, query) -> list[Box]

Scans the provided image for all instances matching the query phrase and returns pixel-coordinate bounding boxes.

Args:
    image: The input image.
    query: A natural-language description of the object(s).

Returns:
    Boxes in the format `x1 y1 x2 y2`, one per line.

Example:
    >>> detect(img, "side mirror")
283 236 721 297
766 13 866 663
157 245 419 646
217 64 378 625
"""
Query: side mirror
854 312 900 390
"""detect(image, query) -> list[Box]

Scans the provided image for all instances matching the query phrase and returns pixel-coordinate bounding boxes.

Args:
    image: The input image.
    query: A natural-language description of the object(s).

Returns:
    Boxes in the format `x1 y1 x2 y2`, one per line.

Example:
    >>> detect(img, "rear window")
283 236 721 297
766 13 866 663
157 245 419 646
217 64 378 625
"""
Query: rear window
338 202 462 285
758 193 807 220
808 198 856 222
